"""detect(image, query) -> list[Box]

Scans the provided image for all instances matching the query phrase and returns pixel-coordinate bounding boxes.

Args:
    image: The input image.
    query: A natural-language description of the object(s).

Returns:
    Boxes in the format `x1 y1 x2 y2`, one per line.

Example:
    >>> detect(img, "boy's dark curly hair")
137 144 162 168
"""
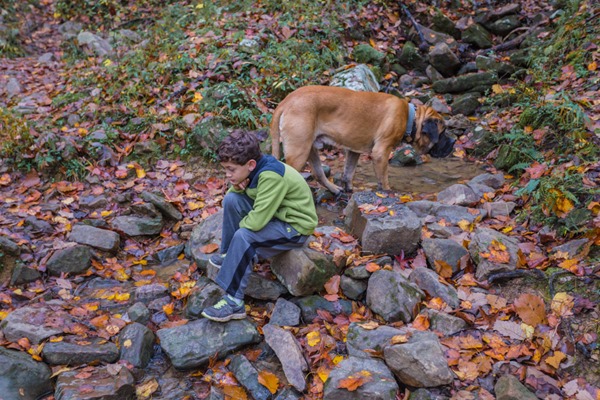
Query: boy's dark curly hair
216 129 262 165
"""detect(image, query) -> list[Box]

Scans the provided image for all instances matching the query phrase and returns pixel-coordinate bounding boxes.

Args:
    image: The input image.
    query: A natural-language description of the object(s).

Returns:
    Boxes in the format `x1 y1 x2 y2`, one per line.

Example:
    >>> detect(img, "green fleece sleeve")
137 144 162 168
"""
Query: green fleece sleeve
239 171 287 231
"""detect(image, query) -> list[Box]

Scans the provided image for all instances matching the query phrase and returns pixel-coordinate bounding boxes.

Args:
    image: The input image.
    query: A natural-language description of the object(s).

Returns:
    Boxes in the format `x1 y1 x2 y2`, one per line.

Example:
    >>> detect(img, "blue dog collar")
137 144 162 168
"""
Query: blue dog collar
406 103 416 137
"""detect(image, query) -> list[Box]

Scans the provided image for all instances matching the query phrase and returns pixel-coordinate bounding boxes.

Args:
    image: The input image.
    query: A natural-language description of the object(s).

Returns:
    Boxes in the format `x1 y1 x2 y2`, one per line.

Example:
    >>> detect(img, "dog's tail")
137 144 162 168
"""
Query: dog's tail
270 105 283 160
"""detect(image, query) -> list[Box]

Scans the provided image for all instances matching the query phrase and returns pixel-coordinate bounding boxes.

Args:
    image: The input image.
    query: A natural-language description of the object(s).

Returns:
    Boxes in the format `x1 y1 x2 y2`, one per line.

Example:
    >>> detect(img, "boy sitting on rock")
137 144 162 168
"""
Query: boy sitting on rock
201 130 318 322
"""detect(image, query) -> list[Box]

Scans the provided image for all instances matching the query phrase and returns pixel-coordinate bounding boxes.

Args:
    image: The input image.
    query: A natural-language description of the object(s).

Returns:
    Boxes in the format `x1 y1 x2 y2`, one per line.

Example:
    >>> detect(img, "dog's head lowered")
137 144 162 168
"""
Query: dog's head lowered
411 106 454 158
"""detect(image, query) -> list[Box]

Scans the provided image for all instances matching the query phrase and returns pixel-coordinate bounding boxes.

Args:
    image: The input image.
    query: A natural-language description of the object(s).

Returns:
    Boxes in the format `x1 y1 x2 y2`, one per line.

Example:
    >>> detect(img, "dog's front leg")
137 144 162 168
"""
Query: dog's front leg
308 146 343 195
371 145 392 191
342 150 360 192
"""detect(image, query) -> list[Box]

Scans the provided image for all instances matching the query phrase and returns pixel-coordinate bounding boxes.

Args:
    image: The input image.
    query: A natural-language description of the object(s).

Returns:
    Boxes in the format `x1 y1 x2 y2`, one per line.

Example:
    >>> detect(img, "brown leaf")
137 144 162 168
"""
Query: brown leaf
324 275 340 295
513 293 547 326
200 243 219 254
338 370 372 391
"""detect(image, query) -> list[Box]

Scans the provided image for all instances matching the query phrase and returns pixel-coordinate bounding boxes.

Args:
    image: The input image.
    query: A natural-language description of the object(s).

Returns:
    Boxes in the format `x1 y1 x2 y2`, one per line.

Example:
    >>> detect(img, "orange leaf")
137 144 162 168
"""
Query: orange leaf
324 275 340 295
365 262 381 272
200 243 219 254
221 385 247 399
257 370 279 394
412 314 430 331
513 293 547 326
338 370 372 391
434 260 453 278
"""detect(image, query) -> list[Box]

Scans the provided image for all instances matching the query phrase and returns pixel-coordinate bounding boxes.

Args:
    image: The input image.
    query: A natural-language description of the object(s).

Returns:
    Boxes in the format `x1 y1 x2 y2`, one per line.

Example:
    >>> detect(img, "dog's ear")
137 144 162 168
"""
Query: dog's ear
430 133 455 158
422 119 440 144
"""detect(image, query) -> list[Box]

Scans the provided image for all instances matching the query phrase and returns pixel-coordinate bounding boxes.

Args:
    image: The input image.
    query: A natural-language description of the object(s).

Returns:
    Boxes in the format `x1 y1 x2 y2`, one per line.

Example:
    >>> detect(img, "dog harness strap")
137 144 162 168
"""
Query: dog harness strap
405 103 416 138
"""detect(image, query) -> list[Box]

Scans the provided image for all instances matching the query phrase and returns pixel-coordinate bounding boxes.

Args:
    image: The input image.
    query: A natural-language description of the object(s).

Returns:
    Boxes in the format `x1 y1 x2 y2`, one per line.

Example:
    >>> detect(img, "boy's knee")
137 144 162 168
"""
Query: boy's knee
222 192 245 210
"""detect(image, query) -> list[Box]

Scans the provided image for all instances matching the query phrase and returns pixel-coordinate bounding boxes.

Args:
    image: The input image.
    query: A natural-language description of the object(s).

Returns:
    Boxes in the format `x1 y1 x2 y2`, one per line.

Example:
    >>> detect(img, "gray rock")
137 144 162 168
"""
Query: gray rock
550 238 590 259
292 295 353 323
467 182 495 198
475 55 516 78
428 42 461 77
269 298 301 327
118 322 155 368
42 337 119 366
330 64 380 92
451 93 481 116
70 224 120 253
437 184 480 206
153 243 185 265
409 267 459 308
353 44 386 65
54 365 135 400
340 275 368 300
494 374 538 400
246 272 289 301
323 356 399 399
426 65 445 83
38 52 56 63
126 302 150 324
10 264 41 285
77 31 114 56
469 227 520 281
422 238 468 274
184 277 225 319
263 324 308 392
0 347 52 400
274 387 303 400
399 41 428 71
432 72 498 94
427 309 467 336
485 15 522 36
79 195 109 210
481 201 516 218
432 9 460 38
185 209 223 268
228 354 273 400
461 24 493 49
134 283 169 303
469 173 505 189
270 247 339 296
25 216 53 234
58 21 83 39
46 245 92 276
384 331 454 387
366 270 424 323
157 318 260 369
112 215 163 236
406 200 486 224
6 77 22 96
1 303 70 344
0 236 20 255
141 191 183 221
346 322 410 358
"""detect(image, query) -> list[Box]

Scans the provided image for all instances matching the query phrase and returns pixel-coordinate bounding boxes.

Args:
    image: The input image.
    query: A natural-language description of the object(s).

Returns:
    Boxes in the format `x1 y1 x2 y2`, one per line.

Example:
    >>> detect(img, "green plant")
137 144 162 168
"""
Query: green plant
0 108 34 162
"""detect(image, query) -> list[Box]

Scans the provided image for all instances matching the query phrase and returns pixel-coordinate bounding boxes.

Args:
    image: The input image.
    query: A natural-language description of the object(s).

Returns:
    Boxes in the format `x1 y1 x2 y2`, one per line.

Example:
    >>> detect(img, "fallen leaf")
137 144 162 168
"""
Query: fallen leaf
257 370 279 394
307 331 321 347
136 379 159 399
551 292 574 317
545 351 566 369
338 370 372 391
200 243 219 254
514 293 547 326
324 275 340 295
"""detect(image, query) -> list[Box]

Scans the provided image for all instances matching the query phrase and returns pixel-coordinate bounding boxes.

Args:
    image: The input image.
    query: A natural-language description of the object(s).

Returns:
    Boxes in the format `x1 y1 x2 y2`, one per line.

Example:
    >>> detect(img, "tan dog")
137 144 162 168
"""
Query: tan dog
270 85 453 195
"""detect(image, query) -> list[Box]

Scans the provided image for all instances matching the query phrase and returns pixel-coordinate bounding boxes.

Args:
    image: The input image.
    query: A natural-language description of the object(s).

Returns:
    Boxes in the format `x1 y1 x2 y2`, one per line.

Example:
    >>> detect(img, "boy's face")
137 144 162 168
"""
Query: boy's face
221 160 256 186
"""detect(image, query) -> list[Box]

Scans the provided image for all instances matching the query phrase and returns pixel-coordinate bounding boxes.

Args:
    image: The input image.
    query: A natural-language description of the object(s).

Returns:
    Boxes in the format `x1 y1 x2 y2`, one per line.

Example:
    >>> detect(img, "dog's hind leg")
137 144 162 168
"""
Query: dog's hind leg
342 150 360 192
308 146 343 195
371 144 392 191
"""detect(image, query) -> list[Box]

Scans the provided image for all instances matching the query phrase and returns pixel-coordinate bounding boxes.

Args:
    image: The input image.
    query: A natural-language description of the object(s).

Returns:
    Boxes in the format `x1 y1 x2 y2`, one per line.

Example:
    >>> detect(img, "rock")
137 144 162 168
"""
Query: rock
461 24 493 49
46 244 92 276
437 184 481 206
485 15 522 36
292 295 353 323
475 55 516 78
157 319 260 369
0 347 53 400
79 195 109 210
275 387 303 400
228 354 273 400
426 65 445 83
126 302 150 324
451 93 481 116
38 52 55 63
399 41 428 71
427 97 452 114
184 277 225 319
185 209 223 268
112 215 164 236
469 173 505 189
269 298 301 327
432 8 460 38
323 356 399 399
353 43 386 65
263 324 308 392
0 236 20 256
384 331 454 387
428 42 461 77
6 77 22 96
118 322 155 368
70 224 120 253
494 374 538 400
153 243 185 265
481 201 517 218
115 29 142 43
421 238 468 274
329 64 380 92
245 272 289 301
340 275 368 300
25 216 53 234
406 200 486 224
77 31 114 56
389 143 423 166
344 192 422 256
366 270 424 323
135 283 169 304
58 21 83 39
550 238 590 259
346 322 410 358
42 337 119 366
140 191 183 221
427 309 467 336
270 247 339 296
1 302 72 344
469 227 520 281
54 365 135 400
10 264 41 285
409 267 460 308
432 72 498 94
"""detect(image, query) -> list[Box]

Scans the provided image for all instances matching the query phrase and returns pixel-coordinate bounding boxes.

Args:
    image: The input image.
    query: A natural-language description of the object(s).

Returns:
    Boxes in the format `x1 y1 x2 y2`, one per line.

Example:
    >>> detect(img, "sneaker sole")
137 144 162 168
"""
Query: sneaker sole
208 259 222 269
200 311 246 322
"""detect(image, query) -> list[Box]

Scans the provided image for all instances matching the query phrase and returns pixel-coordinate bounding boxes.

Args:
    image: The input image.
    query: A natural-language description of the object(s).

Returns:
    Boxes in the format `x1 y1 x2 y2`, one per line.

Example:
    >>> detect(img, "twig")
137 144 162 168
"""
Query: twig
400 3 428 51
548 269 572 298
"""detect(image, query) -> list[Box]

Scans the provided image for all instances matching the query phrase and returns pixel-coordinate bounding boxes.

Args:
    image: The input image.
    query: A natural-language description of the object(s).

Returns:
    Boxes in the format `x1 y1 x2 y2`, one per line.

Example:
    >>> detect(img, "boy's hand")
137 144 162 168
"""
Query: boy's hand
233 178 249 191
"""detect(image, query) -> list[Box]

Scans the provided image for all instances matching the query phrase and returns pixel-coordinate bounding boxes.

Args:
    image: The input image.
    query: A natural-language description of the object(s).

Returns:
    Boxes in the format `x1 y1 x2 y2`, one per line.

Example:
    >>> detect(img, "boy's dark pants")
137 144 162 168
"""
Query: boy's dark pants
216 192 308 299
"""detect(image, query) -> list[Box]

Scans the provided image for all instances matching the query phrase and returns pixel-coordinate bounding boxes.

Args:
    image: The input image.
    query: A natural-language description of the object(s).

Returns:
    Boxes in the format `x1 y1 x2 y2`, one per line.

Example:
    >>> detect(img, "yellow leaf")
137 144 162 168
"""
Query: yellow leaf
103 59 113 67
0 311 8 320
399 195 412 203
588 61 597 71
193 92 203 103
457 219 473 232
317 365 331 382
163 302 175 315
332 355 344 365
101 210 113 217
521 323 534 339
492 84 504 94
123 339 132 348
188 201 205 210
307 331 321 347
257 370 279 394
136 379 159 399
545 351 566 369
222 385 247 399
390 334 409 344
114 292 131 302
551 292 574 317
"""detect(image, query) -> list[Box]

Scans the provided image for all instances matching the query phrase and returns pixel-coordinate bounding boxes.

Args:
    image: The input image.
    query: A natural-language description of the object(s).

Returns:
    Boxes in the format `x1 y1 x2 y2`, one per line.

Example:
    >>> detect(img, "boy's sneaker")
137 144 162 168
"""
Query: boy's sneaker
209 253 226 267
201 296 246 322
